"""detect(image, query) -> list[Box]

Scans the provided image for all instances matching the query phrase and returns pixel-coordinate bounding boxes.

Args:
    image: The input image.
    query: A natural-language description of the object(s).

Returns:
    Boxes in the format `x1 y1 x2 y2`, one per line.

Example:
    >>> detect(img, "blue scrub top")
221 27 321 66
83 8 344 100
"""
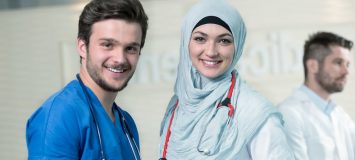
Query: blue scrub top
26 79 140 159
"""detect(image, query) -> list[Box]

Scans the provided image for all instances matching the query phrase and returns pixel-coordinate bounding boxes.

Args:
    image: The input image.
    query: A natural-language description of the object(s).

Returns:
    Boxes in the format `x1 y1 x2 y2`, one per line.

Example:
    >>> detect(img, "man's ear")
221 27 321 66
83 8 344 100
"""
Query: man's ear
306 59 319 74
77 38 87 61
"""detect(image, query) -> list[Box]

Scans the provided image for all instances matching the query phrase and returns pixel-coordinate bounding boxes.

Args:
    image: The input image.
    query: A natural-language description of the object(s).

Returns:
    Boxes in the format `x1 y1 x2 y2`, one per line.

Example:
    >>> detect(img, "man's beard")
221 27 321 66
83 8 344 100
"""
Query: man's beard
316 67 346 94
86 55 134 92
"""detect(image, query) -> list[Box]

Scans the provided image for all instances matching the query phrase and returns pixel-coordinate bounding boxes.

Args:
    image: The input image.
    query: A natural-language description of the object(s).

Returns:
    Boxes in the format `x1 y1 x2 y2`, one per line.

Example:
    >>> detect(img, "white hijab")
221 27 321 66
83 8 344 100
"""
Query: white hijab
159 0 282 159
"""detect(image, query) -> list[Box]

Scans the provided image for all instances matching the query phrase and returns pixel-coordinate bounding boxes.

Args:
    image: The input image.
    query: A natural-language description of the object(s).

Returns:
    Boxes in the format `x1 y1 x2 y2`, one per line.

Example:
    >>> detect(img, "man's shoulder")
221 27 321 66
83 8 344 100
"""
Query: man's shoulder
333 105 355 122
43 80 83 108
26 80 86 159
278 89 310 114
29 80 86 122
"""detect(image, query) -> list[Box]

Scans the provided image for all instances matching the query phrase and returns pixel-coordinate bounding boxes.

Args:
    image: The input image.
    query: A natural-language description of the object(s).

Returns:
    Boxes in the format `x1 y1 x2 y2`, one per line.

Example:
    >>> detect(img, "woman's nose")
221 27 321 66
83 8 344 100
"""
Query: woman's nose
205 41 218 57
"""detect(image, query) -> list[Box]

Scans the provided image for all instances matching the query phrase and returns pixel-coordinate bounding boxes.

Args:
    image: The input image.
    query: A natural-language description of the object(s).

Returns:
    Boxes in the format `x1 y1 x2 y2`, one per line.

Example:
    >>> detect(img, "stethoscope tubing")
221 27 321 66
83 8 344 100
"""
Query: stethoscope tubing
160 72 238 159
121 112 141 160
76 74 140 160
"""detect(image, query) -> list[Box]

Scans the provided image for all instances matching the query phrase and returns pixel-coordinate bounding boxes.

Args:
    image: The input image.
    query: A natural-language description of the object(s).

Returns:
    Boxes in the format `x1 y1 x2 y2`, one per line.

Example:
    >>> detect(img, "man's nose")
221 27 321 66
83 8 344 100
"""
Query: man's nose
112 48 128 63
343 65 349 75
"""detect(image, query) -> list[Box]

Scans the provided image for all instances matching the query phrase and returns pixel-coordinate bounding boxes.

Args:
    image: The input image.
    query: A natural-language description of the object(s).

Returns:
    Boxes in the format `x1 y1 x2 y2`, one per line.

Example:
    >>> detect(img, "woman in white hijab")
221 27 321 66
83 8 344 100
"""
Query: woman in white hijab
159 0 294 159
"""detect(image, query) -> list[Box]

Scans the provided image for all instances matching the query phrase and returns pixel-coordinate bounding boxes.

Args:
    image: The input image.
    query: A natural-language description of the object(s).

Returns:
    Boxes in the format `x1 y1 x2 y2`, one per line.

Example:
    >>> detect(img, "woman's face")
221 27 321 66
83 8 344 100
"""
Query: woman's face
189 24 235 79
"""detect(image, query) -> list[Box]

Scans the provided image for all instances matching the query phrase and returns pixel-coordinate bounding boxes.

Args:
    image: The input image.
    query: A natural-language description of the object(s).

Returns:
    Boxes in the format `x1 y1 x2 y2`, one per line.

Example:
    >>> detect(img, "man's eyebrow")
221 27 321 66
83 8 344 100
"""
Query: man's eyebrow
99 38 141 47
218 33 233 38
129 42 141 47
98 38 117 43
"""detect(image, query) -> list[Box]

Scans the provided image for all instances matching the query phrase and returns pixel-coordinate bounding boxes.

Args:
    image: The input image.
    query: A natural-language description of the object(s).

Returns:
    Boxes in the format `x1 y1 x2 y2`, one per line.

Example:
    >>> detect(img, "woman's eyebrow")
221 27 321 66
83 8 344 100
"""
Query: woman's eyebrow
191 31 207 36
218 33 233 38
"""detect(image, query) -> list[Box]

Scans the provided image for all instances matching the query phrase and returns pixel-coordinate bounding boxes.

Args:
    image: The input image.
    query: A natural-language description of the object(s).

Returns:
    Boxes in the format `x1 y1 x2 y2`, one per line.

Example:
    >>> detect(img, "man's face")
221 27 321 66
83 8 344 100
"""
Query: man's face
316 45 351 94
83 19 142 92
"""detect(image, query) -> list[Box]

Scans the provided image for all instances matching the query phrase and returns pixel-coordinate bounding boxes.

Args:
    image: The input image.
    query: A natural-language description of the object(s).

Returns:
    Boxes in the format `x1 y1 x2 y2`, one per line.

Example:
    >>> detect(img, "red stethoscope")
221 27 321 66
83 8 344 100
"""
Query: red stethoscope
159 72 236 160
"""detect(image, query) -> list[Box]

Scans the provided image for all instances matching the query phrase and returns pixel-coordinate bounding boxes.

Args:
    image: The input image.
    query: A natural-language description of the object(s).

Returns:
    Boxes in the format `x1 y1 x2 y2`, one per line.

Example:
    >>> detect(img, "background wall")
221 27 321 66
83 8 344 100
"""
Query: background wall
0 0 355 159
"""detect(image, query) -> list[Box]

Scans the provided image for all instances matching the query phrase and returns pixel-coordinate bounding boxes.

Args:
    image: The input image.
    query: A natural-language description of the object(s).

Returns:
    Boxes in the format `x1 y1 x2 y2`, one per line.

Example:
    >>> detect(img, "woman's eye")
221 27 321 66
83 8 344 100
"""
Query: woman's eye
194 37 205 42
219 39 232 44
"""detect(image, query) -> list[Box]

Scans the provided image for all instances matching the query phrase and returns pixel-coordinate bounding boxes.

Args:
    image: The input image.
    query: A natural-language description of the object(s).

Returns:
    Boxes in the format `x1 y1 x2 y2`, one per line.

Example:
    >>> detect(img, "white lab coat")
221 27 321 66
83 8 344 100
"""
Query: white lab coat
278 86 355 160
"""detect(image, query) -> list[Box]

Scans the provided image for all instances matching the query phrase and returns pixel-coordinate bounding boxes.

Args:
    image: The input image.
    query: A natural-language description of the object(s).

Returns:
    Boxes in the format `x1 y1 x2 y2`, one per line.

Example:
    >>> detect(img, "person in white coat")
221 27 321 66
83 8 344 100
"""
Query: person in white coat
158 0 295 159
278 31 355 160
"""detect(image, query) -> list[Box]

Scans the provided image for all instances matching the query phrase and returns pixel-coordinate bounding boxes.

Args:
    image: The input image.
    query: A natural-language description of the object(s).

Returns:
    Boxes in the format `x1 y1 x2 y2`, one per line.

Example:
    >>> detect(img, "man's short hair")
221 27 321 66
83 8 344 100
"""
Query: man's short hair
77 0 148 48
303 31 353 79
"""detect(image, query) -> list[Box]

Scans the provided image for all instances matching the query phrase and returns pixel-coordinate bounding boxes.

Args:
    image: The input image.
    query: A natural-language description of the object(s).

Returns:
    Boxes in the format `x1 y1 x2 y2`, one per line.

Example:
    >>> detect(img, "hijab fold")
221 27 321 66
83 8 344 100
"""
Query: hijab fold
159 0 282 159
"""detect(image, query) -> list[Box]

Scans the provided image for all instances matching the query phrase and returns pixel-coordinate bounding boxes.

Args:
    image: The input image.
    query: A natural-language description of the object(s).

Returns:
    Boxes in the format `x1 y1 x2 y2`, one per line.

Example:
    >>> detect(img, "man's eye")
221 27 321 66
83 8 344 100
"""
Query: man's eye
334 60 342 66
101 43 113 49
126 46 139 54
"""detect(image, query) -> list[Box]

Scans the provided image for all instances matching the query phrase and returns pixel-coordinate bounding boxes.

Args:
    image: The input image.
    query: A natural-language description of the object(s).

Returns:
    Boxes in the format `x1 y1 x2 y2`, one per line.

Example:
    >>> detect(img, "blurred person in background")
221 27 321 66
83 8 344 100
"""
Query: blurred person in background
26 0 148 159
278 31 355 160
158 0 294 159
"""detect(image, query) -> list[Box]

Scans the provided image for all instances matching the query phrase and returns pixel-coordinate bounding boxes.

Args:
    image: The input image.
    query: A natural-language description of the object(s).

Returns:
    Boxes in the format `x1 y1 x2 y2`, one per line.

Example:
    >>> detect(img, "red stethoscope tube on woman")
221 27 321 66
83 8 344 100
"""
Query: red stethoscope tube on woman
160 73 236 160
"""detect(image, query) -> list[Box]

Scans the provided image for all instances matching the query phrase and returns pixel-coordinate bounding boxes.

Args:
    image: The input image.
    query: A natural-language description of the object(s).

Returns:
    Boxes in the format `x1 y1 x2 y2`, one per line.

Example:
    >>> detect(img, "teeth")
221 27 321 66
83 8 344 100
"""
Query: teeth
108 67 124 73
203 60 218 65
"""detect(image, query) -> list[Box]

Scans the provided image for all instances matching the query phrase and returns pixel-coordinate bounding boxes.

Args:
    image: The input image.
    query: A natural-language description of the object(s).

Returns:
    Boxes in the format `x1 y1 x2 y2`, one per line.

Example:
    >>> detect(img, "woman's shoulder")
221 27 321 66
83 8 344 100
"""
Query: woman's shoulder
234 81 281 125
237 81 274 109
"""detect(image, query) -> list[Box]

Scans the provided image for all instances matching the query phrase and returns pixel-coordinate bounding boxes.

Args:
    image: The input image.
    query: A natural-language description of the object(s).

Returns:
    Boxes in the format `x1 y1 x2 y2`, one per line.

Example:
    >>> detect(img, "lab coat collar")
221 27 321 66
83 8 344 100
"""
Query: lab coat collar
300 85 336 116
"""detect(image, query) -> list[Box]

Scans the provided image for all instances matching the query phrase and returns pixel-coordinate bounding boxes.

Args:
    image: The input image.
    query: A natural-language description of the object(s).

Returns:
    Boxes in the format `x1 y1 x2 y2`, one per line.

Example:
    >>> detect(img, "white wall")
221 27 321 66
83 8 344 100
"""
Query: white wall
0 0 355 159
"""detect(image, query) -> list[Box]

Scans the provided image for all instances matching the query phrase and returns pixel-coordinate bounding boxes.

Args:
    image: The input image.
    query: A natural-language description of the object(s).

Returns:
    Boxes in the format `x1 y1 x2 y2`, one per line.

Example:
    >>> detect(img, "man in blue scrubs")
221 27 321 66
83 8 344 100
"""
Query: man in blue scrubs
26 0 148 159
